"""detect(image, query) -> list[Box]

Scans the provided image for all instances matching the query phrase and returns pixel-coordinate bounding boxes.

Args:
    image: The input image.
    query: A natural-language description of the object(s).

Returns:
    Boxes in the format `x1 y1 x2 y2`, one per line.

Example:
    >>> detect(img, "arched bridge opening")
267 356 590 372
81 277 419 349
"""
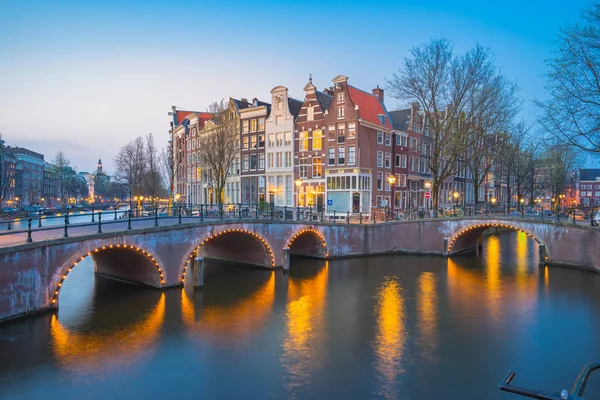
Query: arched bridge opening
287 228 328 259
447 222 544 260
52 244 165 308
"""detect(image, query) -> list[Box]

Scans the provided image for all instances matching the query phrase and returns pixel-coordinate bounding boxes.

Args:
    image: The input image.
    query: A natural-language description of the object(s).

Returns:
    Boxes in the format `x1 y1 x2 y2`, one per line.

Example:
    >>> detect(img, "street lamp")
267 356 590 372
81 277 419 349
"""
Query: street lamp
519 197 524 215
295 178 302 208
15 196 19 208
388 175 396 219
424 181 431 217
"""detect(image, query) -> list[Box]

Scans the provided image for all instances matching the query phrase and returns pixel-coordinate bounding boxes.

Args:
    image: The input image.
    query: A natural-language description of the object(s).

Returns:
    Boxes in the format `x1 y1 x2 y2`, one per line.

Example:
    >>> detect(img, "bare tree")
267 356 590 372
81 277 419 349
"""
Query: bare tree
0 133 15 207
197 99 238 205
144 133 164 199
387 38 508 212
114 136 147 200
52 151 71 204
537 3 600 153
463 75 521 204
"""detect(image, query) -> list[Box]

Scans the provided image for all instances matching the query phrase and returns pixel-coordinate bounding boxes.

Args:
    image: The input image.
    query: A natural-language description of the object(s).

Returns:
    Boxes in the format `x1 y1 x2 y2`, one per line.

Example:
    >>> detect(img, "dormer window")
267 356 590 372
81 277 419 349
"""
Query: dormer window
337 92 344 103
379 115 386 125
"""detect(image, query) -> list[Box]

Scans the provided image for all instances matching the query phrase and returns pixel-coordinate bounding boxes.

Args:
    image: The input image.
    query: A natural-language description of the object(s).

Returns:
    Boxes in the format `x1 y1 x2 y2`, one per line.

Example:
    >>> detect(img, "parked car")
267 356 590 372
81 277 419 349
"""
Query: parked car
1 207 16 213
565 209 586 220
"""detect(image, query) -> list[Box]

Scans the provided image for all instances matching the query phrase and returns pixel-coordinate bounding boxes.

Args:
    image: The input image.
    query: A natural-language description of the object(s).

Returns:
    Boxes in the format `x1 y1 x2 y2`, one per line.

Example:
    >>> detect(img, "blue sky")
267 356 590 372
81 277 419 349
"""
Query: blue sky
0 0 591 173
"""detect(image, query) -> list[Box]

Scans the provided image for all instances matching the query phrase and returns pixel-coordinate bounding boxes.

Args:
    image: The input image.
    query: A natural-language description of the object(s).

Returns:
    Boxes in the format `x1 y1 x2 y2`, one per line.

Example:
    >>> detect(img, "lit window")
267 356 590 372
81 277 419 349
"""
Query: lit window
312 157 322 178
313 129 323 150
337 107 344 118
250 119 257 132
299 131 309 151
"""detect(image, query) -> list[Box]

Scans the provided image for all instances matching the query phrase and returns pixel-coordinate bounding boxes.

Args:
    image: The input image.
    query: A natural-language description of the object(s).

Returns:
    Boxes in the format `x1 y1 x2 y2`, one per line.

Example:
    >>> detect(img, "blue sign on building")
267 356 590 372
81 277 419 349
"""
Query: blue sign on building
327 199 333 206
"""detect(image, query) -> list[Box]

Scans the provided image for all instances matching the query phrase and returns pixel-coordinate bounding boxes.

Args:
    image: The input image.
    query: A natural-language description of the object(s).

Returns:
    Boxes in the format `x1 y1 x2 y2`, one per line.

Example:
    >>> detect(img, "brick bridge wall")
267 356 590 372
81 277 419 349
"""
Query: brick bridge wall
0 217 599 322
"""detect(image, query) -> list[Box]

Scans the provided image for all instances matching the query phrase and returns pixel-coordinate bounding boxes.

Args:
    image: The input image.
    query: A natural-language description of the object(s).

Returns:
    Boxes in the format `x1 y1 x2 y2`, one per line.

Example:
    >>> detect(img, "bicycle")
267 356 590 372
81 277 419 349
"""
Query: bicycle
438 206 465 217
500 361 600 399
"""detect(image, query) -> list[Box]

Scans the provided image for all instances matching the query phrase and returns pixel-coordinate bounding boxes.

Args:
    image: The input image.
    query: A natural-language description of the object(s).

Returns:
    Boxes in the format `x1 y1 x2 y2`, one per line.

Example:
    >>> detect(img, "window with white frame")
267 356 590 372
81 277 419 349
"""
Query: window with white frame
258 117 265 130
348 146 356 165
276 133 283 146
377 131 383 144
313 129 323 150
299 157 308 178
284 131 291 146
416 157 420 172
268 153 274 168
284 151 292 168
348 123 356 138
377 151 383 167
376 195 382 208
385 152 391 168
250 154 257 170
337 107 344 118
259 153 265 169
328 126 336 140
338 147 346 165
307 105 314 121
276 152 283 168
337 92 344 103
401 174 407 186
313 157 322 178
409 156 414 171
328 148 335 165
242 155 249 171
250 119 257 132
276 115 283 125
268 133 275 147
377 172 383 190
299 131 309 151
395 154 401 167
385 133 391 146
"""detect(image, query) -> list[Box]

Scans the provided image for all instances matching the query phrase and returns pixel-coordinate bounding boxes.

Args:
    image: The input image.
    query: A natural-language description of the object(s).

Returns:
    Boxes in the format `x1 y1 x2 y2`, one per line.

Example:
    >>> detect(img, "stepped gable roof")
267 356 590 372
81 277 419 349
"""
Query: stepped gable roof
347 86 393 129
288 97 303 119
388 109 411 131
315 90 333 113
580 169 600 181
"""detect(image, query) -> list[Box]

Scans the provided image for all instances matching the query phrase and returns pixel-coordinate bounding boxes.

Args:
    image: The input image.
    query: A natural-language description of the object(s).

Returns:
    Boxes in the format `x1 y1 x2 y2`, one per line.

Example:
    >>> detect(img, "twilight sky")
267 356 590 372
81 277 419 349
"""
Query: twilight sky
0 0 591 174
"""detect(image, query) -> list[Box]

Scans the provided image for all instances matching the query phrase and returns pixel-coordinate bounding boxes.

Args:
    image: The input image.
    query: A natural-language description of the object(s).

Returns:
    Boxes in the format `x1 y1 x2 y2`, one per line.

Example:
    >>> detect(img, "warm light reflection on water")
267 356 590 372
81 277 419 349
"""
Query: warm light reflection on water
417 272 438 362
282 262 328 396
51 293 165 372
181 271 276 344
373 275 405 400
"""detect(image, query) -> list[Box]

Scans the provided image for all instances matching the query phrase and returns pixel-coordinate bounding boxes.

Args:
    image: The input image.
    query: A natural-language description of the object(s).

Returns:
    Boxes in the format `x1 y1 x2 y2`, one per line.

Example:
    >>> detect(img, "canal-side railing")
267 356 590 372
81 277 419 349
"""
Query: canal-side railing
0 203 586 246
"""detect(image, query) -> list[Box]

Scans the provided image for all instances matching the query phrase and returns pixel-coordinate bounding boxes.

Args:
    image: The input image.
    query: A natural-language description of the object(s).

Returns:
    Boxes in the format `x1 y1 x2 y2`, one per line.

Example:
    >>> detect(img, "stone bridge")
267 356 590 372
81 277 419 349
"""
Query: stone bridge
1 217 599 322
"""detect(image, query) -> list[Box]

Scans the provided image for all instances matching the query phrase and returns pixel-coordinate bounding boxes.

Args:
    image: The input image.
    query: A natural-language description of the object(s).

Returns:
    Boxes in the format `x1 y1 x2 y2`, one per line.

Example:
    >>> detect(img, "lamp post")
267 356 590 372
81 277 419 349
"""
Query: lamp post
519 197 524 215
424 181 431 217
388 175 396 220
15 196 19 208
295 178 302 207
491 197 496 215
453 191 459 214
175 193 181 219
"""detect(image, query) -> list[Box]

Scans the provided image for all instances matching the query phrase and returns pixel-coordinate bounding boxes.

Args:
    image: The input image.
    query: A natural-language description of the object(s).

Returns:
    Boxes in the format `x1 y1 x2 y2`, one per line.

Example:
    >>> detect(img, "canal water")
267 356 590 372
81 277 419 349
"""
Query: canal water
1 231 600 399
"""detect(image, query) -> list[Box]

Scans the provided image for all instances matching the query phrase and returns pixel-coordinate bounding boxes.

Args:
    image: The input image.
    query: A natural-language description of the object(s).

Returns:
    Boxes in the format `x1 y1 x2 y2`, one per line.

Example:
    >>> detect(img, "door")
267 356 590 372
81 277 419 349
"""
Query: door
352 192 360 213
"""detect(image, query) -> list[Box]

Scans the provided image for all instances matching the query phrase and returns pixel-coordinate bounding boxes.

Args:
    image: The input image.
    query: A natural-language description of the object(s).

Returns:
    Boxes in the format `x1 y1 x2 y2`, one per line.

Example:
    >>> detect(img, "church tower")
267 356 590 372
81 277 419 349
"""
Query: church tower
97 158 103 174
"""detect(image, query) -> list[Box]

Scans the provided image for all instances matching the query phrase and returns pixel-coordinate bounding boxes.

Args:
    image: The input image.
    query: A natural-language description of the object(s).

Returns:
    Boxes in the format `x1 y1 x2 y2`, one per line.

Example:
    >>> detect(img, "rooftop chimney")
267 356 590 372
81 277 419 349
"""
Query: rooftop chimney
241 98 248 104
252 97 258 106
372 86 384 103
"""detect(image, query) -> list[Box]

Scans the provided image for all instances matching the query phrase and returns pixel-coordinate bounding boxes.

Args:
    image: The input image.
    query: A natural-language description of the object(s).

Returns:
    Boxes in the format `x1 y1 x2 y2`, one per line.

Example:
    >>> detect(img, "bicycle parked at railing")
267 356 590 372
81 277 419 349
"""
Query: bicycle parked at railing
437 205 465 217
500 361 600 399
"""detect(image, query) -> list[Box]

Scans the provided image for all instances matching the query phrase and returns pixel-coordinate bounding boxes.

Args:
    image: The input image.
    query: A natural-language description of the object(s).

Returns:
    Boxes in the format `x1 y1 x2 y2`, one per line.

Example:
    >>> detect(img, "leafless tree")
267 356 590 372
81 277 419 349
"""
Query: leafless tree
387 38 513 212
144 133 164 199
0 133 15 207
462 74 521 204
114 136 147 200
197 99 239 205
52 151 71 204
537 3 600 153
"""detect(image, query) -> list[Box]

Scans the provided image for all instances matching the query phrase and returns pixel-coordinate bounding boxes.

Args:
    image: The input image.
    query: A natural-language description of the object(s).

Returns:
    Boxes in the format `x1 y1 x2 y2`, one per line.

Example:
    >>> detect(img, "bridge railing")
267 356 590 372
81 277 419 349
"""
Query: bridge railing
0 202 586 246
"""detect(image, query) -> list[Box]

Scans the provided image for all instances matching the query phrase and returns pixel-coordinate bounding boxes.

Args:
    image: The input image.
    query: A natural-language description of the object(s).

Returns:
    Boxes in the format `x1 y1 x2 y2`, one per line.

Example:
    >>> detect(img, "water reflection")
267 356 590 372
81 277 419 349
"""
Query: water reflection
282 260 328 397
373 275 405 400
447 232 538 327
181 263 276 345
51 293 165 373
417 272 438 363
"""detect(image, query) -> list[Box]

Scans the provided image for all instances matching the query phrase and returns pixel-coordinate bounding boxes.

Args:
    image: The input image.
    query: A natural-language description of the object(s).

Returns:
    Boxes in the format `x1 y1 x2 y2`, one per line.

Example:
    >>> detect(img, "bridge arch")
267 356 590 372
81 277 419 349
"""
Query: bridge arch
180 228 276 283
285 228 328 259
51 243 165 307
447 221 546 257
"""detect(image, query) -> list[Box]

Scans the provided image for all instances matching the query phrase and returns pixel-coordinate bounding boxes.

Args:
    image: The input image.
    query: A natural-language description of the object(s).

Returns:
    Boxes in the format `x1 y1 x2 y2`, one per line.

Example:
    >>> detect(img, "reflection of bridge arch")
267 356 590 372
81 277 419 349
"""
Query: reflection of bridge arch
285 228 328 259
447 221 546 258
52 243 165 307
51 293 166 371
180 228 276 283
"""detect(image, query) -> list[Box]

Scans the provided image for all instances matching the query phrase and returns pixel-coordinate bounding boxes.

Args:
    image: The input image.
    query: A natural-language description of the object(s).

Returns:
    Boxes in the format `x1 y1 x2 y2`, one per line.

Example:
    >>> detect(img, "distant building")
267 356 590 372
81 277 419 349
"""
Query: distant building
43 162 58 206
5 146 44 206
578 168 600 207
239 97 270 204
